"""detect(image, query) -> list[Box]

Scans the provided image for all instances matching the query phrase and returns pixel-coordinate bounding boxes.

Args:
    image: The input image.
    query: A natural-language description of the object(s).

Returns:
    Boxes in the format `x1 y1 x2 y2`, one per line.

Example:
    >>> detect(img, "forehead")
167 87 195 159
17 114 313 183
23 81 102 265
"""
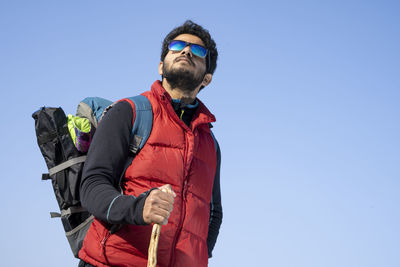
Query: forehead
173 34 205 47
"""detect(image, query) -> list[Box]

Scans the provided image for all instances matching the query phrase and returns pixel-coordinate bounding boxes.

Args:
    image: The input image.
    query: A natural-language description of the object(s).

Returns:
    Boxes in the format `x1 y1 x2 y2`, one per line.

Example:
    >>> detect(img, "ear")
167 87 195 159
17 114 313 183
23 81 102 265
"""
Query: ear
201 73 213 87
159 61 164 76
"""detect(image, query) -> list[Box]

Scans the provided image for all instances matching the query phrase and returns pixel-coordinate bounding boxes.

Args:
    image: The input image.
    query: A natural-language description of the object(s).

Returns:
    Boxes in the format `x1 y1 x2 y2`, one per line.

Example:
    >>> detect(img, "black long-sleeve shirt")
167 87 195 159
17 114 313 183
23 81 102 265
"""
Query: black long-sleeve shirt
80 100 222 257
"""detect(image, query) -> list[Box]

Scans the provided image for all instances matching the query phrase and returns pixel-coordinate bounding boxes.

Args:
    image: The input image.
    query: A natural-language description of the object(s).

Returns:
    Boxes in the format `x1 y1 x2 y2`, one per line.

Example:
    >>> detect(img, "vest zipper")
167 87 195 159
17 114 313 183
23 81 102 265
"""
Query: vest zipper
169 131 194 266
169 122 194 267
169 179 188 267
100 231 111 265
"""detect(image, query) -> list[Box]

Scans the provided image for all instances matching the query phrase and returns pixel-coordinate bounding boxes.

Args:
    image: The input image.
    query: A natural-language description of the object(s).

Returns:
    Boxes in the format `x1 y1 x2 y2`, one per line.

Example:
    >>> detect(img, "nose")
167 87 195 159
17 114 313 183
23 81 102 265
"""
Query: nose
180 45 192 57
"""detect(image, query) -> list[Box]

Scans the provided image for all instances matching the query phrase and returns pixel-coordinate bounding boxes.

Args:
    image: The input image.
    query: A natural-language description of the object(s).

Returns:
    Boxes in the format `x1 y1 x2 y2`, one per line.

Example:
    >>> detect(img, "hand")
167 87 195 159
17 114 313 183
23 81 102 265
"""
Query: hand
143 184 176 225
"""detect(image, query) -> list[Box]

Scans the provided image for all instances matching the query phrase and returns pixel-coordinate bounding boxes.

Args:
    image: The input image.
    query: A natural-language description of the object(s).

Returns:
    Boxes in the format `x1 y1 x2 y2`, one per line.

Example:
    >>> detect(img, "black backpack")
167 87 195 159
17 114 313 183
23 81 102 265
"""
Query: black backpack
32 95 153 258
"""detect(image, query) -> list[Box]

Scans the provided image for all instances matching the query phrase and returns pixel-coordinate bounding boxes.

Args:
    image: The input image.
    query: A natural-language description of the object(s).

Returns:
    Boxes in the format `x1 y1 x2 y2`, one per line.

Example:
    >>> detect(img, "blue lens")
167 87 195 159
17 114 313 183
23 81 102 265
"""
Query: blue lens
169 40 186 51
191 44 207 58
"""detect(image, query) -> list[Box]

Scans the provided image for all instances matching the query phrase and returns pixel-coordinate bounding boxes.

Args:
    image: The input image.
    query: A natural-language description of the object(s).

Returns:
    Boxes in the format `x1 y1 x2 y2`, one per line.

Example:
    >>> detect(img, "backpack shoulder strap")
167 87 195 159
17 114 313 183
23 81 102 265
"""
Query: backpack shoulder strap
126 95 153 154
114 95 153 195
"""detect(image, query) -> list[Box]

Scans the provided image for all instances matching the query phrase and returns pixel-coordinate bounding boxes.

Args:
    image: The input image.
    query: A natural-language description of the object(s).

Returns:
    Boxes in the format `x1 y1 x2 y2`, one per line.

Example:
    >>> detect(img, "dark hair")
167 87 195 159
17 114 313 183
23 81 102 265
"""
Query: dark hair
161 20 218 74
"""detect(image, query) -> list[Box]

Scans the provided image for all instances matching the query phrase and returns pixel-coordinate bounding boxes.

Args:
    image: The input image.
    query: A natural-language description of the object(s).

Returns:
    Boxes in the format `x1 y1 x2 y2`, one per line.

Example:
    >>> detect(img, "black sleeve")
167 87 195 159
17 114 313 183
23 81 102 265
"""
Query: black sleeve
207 140 223 258
80 101 150 225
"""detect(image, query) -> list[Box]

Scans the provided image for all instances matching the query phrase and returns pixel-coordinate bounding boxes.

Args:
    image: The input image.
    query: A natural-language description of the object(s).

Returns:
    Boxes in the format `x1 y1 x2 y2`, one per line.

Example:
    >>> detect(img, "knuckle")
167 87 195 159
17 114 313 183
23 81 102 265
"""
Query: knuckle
147 195 155 203
149 197 159 205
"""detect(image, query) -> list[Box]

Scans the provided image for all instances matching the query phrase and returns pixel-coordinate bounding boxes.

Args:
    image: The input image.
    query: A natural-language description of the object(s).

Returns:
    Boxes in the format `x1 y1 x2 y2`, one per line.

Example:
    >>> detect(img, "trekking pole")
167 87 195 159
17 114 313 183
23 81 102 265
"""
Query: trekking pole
147 185 174 267
147 221 161 267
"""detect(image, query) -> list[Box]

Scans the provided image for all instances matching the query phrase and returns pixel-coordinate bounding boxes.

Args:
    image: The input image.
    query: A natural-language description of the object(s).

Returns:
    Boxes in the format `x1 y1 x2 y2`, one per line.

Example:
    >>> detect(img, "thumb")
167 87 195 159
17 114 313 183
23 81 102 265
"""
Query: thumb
159 184 176 197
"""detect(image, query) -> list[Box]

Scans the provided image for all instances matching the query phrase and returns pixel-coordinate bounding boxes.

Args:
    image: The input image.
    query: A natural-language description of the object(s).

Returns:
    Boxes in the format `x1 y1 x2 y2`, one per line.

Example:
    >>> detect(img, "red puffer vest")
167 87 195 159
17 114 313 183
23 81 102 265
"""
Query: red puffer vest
79 81 217 267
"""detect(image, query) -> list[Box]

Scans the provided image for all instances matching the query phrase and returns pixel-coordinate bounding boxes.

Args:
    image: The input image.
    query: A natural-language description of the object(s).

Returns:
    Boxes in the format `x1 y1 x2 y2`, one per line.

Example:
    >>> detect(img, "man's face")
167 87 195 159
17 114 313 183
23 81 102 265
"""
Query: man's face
160 34 210 93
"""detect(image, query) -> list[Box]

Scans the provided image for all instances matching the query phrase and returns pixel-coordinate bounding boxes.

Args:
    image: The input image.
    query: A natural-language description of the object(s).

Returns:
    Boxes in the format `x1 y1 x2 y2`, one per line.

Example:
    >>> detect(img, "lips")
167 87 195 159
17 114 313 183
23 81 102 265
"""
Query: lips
175 56 193 65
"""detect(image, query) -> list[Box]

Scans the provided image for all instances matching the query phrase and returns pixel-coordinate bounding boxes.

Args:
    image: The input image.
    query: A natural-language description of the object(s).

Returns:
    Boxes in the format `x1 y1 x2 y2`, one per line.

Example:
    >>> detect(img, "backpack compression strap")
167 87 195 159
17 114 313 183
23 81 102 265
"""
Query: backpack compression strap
48 156 87 177
42 155 87 181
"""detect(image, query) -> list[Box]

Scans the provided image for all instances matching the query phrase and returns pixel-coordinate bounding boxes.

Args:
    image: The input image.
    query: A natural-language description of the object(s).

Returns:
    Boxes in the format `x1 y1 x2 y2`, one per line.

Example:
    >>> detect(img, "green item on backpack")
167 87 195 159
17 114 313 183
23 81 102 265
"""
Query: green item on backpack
67 114 94 153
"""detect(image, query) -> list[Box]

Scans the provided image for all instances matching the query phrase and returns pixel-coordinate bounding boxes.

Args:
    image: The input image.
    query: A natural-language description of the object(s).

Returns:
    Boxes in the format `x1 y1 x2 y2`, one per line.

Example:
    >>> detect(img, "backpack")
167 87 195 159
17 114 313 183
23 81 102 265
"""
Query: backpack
32 95 153 258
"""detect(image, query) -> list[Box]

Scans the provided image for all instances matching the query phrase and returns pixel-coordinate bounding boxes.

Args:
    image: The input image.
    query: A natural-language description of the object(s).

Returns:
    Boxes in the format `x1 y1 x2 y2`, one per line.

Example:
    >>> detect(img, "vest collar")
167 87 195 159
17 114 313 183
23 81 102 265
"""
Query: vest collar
151 80 216 129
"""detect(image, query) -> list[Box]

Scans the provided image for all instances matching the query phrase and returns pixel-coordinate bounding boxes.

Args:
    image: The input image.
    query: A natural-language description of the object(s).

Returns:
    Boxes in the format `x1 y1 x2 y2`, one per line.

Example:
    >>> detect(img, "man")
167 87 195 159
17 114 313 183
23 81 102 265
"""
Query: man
78 20 222 267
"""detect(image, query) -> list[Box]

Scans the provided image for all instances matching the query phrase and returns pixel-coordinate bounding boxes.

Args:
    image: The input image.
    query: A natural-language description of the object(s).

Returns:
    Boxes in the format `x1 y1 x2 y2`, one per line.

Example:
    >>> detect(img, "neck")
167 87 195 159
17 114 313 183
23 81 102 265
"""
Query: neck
162 79 200 105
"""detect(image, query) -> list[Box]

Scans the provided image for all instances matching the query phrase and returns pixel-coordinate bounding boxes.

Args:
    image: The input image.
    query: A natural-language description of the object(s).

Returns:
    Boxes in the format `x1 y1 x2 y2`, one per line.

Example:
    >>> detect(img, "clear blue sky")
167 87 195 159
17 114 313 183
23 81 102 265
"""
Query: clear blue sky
1 1 399 266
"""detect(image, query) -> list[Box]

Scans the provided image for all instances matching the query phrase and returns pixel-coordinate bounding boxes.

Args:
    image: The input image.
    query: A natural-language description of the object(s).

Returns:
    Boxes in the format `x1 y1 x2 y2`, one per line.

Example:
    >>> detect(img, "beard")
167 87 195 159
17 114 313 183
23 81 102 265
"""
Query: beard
163 60 205 93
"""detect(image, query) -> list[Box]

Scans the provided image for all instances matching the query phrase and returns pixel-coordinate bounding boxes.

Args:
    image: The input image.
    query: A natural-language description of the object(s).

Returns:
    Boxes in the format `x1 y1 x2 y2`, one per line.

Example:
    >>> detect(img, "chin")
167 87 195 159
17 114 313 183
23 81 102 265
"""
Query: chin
173 66 193 76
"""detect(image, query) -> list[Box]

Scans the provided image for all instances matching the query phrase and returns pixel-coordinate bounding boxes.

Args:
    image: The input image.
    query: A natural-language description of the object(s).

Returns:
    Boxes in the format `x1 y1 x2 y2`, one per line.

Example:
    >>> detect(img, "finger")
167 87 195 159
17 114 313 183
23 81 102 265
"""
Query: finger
146 192 174 213
153 200 173 213
159 184 171 193
151 214 167 225
151 210 170 225
152 190 175 205
159 184 177 198
150 194 174 211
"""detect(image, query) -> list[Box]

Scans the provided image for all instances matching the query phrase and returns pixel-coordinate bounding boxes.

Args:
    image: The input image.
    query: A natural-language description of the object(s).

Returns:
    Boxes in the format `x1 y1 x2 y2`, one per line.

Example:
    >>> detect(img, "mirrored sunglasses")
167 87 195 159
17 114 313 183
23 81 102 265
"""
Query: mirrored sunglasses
168 40 208 58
